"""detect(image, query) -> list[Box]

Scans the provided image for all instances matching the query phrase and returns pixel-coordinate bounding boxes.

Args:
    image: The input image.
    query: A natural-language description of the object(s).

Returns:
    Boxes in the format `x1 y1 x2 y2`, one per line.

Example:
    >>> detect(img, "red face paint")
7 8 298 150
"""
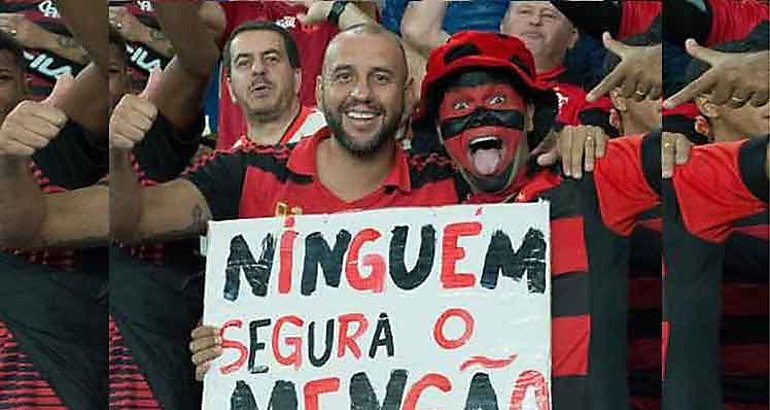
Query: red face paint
438 83 527 178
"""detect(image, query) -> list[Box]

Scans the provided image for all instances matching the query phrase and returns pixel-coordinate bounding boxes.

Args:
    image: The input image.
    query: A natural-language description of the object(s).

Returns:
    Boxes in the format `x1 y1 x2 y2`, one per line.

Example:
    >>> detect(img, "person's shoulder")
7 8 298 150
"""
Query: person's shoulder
406 151 458 189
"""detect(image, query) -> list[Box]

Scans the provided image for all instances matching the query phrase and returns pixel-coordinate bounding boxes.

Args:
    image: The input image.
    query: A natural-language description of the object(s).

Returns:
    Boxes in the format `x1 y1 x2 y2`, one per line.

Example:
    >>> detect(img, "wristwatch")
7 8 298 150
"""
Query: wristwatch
328 1 350 26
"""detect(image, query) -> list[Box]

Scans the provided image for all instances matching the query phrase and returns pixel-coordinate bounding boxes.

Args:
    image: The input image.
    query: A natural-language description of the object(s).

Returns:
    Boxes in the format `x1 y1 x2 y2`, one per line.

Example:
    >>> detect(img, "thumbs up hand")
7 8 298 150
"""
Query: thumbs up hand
109 68 162 150
0 74 71 156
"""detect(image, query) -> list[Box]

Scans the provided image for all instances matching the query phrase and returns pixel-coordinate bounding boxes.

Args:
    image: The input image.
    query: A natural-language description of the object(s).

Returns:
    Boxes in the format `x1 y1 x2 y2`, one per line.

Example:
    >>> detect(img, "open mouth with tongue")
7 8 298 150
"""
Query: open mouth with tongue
468 136 504 176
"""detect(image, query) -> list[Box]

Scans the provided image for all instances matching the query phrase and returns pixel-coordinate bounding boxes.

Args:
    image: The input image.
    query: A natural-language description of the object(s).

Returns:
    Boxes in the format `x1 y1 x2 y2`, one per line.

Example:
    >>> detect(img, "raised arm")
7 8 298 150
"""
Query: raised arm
0 14 89 64
0 78 108 249
109 89 212 244
55 0 108 75
109 6 174 58
399 0 449 57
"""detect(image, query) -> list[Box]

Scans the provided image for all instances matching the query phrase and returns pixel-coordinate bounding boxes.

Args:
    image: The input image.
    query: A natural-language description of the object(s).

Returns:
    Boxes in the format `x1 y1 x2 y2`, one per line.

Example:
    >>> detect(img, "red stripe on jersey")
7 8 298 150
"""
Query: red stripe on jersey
733 224 769 240
0 322 67 409
550 217 588 276
721 344 769 376
552 315 590 377
706 0 769 46
618 1 661 39
662 321 669 377
722 282 769 316
629 338 660 371
595 135 660 236
109 318 161 409
673 140 766 243
629 277 662 309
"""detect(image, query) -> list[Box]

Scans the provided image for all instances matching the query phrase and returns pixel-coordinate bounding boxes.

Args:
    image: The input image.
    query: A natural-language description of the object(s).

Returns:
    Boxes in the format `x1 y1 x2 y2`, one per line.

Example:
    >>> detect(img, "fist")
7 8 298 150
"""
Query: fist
0 101 67 156
109 94 158 150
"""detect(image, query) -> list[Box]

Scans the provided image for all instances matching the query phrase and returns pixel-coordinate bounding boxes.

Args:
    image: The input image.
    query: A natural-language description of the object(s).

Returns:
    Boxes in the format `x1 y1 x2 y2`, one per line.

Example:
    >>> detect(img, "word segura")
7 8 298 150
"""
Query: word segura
222 220 547 301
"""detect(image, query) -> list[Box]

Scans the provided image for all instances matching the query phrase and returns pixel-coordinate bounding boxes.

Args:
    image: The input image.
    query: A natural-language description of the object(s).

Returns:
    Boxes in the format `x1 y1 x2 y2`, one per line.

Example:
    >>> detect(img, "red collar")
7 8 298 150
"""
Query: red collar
536 65 567 83
287 128 412 194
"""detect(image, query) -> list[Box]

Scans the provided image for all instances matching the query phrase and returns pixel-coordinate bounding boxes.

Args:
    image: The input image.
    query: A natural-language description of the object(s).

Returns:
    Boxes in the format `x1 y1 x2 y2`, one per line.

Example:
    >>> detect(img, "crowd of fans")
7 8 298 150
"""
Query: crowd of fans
0 1 767 409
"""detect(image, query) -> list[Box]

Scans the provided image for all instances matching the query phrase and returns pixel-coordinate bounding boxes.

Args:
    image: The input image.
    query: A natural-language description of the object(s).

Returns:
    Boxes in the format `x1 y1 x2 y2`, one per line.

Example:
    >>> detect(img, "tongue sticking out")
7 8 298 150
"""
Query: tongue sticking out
472 148 501 175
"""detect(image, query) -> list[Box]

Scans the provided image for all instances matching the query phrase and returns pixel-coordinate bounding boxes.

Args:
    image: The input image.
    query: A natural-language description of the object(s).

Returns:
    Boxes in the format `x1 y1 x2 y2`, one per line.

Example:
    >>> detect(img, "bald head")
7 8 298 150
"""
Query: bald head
322 24 408 81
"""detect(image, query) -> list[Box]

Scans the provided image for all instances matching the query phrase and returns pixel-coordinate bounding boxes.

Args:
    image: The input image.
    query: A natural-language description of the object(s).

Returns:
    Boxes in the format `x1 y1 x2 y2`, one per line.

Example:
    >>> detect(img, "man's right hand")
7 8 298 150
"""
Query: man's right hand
0 74 71 157
190 325 223 381
109 68 162 150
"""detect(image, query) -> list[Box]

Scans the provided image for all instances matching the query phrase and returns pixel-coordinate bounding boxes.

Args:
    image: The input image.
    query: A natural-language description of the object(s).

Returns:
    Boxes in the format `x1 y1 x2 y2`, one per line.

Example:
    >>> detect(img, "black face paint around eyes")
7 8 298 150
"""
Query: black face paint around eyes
439 108 525 140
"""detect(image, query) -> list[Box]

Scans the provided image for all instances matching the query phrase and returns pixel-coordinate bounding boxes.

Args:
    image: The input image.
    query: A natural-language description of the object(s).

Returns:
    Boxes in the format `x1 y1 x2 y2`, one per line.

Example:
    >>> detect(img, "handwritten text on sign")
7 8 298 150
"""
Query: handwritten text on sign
203 203 551 409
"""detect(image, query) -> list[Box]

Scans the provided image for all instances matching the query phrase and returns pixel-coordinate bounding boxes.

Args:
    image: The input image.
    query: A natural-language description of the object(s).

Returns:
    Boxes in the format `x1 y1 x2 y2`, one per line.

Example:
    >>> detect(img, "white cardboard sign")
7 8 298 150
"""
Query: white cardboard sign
203 203 551 410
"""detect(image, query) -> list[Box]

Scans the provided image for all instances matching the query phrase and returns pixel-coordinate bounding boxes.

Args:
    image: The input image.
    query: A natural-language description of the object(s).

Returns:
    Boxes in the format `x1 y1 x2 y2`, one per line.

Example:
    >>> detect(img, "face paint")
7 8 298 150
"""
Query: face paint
438 83 527 178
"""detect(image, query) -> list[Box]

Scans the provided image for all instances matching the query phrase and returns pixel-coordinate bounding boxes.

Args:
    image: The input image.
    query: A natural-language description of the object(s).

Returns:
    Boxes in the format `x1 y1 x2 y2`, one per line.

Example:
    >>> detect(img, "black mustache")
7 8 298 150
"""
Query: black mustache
439 108 525 140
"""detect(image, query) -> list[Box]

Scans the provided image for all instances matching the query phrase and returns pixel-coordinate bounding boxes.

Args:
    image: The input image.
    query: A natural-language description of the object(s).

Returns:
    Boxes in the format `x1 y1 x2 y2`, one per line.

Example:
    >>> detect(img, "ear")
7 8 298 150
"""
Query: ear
526 102 535 132
404 76 416 116
225 76 237 104
315 75 324 109
609 88 627 112
294 68 302 95
567 26 579 49
695 95 718 119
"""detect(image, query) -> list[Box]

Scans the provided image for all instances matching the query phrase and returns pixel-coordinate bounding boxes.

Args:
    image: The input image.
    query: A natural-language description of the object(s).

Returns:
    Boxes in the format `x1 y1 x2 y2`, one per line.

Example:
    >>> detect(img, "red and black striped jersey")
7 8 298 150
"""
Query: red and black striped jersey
0 251 107 410
464 133 660 409
108 318 162 409
109 112 204 409
215 1 337 149
185 127 462 220
0 0 84 99
0 322 66 409
663 136 768 409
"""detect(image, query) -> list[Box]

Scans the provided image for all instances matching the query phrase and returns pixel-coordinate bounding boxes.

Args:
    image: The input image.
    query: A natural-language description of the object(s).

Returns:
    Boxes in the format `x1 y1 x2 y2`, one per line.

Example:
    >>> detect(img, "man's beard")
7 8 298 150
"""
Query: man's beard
323 101 403 158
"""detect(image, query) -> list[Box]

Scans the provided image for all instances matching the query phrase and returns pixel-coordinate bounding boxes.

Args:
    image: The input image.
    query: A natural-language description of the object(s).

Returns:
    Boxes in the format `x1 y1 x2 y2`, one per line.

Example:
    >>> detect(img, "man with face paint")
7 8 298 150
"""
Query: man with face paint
417 31 662 409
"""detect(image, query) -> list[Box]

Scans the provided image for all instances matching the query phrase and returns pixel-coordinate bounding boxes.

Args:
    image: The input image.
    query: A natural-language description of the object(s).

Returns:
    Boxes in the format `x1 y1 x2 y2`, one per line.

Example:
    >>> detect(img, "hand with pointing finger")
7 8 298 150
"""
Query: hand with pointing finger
109 68 162 150
586 32 662 103
664 40 770 109
0 74 72 157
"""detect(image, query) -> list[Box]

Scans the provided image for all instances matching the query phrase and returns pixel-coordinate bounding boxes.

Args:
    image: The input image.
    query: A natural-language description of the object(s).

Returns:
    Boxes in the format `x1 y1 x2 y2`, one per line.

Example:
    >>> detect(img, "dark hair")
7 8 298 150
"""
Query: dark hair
0 31 25 71
108 27 127 63
222 21 300 76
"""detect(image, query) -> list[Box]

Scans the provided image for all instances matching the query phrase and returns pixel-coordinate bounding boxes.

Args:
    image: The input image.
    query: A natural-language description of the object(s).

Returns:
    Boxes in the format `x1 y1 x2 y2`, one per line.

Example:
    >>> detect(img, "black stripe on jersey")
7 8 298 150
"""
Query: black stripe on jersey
629 370 661 398
641 130 661 195
721 316 769 344
723 375 769 404
552 273 589 317
552 376 589 410
724 230 768 283
628 309 661 339
407 153 458 190
536 180 583 220
740 135 769 203
578 173 631 408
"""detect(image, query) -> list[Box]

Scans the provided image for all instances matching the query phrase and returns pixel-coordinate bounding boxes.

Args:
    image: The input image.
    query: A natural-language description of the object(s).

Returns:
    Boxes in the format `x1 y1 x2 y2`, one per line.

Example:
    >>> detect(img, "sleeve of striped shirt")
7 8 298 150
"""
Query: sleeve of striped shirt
182 151 249 221
592 132 661 236
673 135 769 243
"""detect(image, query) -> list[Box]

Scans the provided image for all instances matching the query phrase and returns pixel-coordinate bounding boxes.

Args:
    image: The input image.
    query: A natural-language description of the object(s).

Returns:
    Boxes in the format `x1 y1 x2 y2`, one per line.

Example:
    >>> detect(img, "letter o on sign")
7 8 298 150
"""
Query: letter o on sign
433 308 474 350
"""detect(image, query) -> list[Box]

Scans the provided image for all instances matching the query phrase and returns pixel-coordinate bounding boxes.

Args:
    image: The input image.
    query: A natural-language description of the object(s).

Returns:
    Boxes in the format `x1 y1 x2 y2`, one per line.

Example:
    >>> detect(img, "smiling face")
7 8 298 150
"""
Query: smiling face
436 71 533 193
317 30 409 156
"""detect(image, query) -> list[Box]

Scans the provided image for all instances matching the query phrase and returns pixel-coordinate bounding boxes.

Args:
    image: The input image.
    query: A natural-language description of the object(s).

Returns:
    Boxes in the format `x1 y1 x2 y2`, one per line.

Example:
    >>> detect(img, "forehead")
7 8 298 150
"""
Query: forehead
510 1 560 12
109 44 126 65
0 50 20 71
327 33 404 73
230 30 286 56
442 82 523 99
